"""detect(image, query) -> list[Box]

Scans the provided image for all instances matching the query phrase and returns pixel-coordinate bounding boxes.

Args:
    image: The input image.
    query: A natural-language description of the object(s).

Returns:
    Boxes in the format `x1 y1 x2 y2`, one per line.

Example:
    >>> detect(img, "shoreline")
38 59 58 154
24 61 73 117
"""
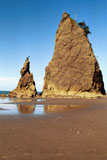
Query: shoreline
1 95 107 105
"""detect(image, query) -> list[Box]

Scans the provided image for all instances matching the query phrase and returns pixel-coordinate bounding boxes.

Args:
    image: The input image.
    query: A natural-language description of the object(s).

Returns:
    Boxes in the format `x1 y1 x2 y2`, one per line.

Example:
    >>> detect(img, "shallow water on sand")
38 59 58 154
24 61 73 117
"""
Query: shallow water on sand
0 97 85 116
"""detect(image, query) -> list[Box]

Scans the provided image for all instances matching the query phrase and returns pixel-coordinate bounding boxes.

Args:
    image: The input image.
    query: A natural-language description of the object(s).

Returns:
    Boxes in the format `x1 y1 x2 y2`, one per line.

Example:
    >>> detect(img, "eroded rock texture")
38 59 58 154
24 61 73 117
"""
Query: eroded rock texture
43 12 105 97
9 57 37 98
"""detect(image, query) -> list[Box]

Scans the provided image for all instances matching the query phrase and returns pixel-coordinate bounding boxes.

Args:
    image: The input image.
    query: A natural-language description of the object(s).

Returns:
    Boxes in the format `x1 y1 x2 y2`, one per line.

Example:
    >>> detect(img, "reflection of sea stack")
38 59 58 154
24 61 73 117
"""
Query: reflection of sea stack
44 105 72 112
43 12 105 97
17 105 35 114
9 57 37 98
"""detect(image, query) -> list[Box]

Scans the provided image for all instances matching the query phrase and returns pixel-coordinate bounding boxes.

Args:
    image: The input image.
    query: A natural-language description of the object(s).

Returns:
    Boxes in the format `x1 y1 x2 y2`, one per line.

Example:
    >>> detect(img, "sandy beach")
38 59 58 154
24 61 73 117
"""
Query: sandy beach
0 96 107 160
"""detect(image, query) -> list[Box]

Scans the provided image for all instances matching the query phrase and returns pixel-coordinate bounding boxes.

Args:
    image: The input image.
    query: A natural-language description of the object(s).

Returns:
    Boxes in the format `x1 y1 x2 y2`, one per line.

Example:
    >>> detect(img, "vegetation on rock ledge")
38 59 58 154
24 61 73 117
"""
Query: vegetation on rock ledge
78 21 91 36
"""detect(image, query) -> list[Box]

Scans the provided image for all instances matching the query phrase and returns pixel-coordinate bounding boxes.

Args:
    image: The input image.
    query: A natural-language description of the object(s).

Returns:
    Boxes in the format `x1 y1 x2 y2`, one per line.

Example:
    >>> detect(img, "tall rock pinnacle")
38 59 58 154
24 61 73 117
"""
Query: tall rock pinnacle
9 57 37 98
43 12 105 97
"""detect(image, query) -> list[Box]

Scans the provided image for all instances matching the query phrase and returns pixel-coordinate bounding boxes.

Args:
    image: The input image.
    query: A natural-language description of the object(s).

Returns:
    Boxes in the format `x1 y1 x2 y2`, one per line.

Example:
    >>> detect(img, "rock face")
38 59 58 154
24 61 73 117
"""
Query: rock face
43 12 105 97
9 57 37 98
0 94 7 97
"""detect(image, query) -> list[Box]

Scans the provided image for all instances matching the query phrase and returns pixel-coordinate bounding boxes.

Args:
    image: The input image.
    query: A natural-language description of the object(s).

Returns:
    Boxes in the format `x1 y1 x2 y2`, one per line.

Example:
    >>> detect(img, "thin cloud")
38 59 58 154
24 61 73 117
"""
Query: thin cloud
0 76 43 92
0 76 19 91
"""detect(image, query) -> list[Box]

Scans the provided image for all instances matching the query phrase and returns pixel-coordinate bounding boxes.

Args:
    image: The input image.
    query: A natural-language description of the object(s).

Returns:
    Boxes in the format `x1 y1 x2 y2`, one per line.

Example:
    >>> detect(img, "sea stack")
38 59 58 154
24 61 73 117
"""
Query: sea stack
9 57 37 98
43 12 105 97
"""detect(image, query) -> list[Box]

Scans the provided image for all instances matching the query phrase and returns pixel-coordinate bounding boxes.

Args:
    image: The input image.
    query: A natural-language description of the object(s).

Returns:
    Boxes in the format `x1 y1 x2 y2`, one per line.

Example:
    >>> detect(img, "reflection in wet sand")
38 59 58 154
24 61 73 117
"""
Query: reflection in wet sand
44 105 87 112
0 108 8 110
17 105 35 114
0 98 87 115
0 97 34 104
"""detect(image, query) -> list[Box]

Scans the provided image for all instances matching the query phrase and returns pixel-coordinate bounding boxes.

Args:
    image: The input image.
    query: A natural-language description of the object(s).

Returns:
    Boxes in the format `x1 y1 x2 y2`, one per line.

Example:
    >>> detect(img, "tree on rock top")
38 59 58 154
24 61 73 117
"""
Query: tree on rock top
78 21 91 36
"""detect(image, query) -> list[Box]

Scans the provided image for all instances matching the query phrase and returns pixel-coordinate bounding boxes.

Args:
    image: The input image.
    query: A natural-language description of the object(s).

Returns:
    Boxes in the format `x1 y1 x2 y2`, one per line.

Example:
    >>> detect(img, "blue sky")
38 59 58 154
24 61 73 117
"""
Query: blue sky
0 0 107 91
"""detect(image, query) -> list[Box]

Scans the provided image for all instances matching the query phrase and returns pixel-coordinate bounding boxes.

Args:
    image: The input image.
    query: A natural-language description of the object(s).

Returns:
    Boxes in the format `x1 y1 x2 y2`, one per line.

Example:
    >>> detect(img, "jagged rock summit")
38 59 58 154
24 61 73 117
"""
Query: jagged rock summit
9 57 37 98
43 12 105 97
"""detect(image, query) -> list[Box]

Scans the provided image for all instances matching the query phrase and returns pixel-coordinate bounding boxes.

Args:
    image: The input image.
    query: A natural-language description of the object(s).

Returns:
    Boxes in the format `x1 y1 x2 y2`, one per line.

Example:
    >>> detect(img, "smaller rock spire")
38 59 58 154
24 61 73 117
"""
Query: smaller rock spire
20 58 30 76
8 57 37 98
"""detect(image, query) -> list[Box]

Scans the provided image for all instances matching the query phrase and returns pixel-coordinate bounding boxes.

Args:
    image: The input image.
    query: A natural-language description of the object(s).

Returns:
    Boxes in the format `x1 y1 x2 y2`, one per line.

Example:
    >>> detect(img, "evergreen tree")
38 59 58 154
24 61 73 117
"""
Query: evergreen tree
78 21 91 36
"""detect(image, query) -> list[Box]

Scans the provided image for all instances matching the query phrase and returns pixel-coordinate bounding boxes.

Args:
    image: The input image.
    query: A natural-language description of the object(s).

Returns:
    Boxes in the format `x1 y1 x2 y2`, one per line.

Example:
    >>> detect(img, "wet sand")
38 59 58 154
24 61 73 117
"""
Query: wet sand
0 96 107 160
